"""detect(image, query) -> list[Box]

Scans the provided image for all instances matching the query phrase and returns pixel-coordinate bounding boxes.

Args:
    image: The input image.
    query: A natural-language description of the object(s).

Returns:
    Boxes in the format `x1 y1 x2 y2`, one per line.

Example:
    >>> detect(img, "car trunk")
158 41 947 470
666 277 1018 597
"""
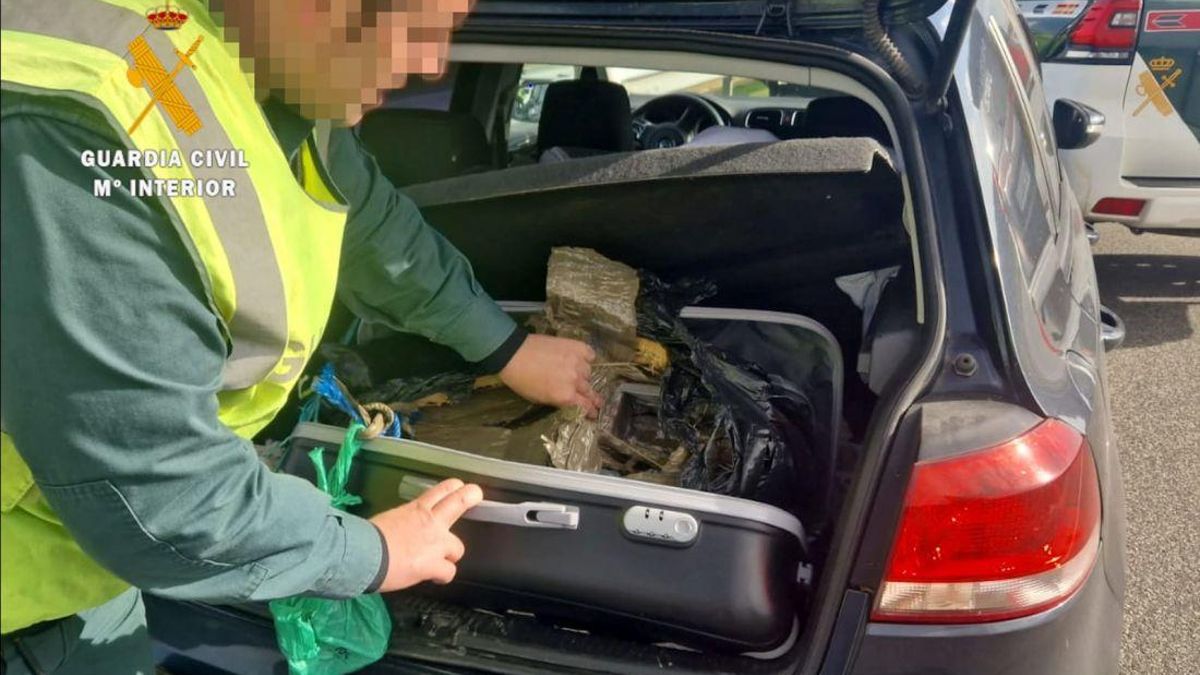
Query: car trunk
273 137 920 672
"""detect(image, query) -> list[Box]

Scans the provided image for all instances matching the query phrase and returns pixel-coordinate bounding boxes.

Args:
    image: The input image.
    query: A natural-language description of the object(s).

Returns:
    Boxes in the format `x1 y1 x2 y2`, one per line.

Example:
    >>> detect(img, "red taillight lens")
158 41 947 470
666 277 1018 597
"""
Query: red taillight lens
1065 0 1142 58
1092 197 1146 217
872 419 1101 624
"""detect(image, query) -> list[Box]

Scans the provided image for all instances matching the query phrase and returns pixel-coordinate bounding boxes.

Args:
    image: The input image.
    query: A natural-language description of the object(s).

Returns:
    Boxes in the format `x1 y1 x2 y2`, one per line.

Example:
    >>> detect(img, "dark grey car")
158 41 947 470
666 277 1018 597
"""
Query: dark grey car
147 1 1126 673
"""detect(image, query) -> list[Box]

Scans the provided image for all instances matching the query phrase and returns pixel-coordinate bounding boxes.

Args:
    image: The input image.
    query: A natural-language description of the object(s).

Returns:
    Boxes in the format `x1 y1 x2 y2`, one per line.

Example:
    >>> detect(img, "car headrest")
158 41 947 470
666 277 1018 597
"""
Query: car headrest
536 79 634 158
804 97 891 147
357 108 491 187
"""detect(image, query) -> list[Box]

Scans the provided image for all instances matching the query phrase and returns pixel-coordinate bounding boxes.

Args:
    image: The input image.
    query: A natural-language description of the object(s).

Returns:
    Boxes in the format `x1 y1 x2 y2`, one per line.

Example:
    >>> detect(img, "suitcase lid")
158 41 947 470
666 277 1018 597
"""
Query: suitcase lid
293 421 807 541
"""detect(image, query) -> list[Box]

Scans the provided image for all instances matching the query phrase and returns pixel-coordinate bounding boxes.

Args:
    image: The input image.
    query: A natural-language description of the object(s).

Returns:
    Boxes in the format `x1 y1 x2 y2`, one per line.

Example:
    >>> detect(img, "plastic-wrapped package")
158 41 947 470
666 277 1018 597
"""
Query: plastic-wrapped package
540 248 645 471
545 247 640 361
414 386 556 465
542 364 642 473
542 406 603 472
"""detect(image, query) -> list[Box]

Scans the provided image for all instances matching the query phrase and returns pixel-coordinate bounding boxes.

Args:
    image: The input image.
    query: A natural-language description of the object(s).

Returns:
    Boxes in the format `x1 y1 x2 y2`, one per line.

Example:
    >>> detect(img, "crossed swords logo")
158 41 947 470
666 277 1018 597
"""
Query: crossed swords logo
1134 58 1183 117
125 34 204 136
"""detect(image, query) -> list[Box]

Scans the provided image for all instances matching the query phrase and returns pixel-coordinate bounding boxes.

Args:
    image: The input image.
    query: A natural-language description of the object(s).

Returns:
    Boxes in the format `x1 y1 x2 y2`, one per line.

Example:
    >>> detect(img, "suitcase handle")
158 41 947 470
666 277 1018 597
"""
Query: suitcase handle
398 476 580 530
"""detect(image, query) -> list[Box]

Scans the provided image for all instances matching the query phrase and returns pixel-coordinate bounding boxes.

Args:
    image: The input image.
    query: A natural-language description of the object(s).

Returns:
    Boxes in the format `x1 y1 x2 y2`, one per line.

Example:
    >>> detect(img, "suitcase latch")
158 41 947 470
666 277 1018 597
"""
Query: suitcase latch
622 506 700 546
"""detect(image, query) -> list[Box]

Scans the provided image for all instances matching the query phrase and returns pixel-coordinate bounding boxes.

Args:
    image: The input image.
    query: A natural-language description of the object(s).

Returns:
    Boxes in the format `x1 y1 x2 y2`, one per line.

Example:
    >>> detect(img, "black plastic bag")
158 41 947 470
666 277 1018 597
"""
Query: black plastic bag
316 344 374 393
639 272 819 520
636 273 717 347
663 345 816 518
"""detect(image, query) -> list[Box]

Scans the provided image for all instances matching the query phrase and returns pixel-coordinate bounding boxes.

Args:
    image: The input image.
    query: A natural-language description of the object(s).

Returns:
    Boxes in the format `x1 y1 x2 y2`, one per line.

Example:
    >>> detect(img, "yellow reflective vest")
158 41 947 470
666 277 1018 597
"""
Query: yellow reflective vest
0 0 347 633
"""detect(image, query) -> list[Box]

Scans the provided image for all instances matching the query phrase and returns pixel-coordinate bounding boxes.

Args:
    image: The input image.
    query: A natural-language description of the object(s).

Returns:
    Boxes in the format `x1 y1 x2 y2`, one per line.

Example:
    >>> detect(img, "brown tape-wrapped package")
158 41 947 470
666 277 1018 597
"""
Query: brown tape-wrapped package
402 247 676 478
544 247 640 362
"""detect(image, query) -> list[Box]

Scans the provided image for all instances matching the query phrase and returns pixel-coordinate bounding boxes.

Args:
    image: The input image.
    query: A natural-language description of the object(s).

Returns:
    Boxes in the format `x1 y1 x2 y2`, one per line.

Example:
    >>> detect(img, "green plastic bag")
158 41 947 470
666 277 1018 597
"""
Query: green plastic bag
270 423 392 675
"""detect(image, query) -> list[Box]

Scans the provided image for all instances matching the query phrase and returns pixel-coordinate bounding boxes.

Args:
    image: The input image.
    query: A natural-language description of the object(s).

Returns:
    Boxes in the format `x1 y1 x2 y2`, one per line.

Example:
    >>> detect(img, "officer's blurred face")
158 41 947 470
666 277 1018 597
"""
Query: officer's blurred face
226 0 472 123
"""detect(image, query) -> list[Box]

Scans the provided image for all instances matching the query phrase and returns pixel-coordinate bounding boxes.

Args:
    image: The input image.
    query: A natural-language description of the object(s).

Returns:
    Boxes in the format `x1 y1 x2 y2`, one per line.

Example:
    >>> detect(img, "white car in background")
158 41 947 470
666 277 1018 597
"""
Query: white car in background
1020 0 1200 235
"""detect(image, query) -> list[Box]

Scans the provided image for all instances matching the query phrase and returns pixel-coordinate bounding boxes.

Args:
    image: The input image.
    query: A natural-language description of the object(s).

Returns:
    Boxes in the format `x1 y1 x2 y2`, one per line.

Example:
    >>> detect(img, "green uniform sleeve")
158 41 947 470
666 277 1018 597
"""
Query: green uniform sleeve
329 125 521 365
0 104 382 603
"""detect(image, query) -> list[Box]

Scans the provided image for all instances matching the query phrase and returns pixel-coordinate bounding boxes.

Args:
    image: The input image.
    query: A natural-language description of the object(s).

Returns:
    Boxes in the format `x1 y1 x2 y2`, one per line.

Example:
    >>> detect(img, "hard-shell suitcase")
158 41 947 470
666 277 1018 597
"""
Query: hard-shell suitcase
282 308 842 653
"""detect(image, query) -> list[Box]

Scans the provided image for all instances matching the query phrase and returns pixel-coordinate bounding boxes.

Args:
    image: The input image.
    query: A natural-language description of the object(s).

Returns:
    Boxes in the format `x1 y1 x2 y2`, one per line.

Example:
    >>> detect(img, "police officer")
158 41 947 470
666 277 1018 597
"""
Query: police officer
0 1 600 671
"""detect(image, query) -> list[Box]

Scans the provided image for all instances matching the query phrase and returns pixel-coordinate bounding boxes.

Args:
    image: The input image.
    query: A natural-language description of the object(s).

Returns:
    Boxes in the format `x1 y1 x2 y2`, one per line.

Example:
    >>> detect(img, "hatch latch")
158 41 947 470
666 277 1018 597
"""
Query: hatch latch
756 1 794 37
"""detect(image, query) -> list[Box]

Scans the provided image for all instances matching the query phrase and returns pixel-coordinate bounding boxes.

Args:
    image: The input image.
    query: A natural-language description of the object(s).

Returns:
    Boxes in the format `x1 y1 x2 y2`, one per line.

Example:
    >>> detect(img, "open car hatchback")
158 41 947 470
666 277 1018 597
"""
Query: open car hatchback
147 1 1127 674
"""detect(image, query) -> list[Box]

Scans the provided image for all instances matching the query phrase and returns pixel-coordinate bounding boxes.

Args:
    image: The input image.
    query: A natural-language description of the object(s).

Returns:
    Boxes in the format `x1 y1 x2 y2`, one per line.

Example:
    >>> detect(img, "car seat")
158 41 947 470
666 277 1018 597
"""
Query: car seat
803 96 892 147
536 72 634 162
357 108 493 186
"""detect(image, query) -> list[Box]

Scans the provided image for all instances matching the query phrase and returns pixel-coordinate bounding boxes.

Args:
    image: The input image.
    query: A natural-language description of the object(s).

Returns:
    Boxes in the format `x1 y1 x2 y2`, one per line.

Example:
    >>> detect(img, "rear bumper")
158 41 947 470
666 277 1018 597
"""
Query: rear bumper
849 543 1123 675
1082 178 1200 231
1059 136 1200 230
149 549 1124 675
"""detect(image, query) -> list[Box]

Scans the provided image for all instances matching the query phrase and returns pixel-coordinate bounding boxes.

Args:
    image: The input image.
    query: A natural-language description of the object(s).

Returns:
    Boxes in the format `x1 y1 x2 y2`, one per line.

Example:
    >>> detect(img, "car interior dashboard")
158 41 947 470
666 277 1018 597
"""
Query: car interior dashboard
356 63 894 186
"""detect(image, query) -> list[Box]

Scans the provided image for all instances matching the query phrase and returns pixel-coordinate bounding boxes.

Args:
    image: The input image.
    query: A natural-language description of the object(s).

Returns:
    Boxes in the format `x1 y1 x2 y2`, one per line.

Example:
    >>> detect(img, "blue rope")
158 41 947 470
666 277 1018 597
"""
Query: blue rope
301 363 403 439
381 413 402 438
312 364 362 421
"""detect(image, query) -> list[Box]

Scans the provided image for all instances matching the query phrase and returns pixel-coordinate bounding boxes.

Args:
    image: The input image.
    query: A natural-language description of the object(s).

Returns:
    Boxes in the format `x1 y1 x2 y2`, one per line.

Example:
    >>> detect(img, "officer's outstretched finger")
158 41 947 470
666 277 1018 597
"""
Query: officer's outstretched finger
430 483 483 525
414 478 465 511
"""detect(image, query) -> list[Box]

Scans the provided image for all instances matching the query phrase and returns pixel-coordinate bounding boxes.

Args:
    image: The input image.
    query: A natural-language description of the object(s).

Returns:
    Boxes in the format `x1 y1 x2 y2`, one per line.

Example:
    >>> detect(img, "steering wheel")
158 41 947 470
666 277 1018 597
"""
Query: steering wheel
631 93 726 149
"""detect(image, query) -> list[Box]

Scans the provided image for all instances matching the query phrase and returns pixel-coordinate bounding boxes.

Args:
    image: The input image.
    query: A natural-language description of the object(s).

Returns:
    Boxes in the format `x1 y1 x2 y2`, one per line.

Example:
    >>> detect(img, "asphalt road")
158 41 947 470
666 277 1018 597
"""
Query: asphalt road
1090 223 1200 675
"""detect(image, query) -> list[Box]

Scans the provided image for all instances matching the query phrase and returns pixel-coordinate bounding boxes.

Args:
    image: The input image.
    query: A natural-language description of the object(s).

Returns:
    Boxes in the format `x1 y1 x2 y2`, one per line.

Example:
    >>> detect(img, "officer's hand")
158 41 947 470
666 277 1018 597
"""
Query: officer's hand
370 478 483 591
500 334 602 417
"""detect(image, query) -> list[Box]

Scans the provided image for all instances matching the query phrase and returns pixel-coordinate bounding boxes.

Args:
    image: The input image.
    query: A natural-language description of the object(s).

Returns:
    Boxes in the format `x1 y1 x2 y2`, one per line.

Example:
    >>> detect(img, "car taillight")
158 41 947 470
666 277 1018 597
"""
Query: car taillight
1092 197 1146 217
1064 0 1142 59
872 419 1101 624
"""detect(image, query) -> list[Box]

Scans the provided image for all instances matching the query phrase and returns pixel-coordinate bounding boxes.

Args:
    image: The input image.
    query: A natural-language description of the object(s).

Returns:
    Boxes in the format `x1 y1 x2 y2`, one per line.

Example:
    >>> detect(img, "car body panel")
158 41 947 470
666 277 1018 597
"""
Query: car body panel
1020 0 1200 230
954 0 1123 581
849 3 1124 671
851 548 1122 675
952 0 1098 426
1120 57 1200 177
1129 1 1200 149
1042 59 1200 228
